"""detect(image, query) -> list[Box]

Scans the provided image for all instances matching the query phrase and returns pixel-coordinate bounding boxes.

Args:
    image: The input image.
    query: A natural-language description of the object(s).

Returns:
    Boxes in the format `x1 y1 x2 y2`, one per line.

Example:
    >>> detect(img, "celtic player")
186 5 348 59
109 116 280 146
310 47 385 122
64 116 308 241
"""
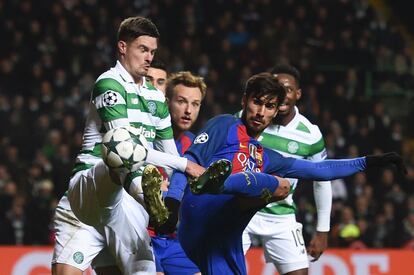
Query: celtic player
242 64 331 275
51 17 204 275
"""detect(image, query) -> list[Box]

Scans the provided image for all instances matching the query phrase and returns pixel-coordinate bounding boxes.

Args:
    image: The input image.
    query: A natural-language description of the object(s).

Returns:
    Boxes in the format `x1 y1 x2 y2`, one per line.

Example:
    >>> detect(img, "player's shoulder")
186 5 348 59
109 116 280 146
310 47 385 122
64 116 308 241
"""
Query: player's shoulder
210 114 238 123
94 68 125 91
196 115 238 141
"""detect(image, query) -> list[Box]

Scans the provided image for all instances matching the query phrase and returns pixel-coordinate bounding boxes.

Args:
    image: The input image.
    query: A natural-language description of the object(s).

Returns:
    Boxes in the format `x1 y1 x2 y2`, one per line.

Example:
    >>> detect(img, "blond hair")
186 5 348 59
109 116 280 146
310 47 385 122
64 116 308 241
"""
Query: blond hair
166 71 207 100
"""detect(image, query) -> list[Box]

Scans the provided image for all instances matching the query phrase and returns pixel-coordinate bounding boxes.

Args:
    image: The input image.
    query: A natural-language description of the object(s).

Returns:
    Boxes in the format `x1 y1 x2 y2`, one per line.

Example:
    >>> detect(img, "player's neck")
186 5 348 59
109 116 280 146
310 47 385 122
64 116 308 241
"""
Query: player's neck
173 125 184 140
135 76 143 85
274 108 296 126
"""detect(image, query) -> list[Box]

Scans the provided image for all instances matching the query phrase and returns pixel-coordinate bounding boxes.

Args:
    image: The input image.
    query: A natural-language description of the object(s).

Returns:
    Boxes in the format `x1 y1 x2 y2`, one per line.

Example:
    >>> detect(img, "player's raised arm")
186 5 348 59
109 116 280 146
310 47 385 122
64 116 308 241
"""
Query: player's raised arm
265 149 406 180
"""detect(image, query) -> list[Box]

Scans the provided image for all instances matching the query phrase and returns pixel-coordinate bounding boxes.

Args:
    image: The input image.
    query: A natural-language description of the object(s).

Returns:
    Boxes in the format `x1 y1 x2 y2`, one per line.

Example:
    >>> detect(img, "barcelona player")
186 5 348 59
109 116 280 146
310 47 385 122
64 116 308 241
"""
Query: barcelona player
163 72 405 275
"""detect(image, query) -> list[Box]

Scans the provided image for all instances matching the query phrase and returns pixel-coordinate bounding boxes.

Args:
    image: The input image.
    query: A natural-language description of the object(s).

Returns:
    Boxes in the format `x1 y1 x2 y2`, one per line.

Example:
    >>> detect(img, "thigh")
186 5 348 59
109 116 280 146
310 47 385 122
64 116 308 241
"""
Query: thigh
162 239 200 275
152 237 167 273
104 191 155 274
179 191 250 275
67 169 101 226
52 205 105 271
263 222 309 274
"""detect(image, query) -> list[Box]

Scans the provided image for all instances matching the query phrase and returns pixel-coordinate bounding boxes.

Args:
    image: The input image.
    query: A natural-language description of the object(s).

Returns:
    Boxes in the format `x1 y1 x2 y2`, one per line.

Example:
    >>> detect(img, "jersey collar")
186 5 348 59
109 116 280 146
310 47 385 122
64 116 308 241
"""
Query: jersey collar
283 106 300 129
115 60 145 85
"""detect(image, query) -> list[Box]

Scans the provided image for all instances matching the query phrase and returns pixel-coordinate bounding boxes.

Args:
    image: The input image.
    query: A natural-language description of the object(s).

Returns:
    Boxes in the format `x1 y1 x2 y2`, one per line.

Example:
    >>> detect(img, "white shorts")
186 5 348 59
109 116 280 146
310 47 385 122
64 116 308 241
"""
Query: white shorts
52 197 116 271
59 162 155 274
243 213 308 274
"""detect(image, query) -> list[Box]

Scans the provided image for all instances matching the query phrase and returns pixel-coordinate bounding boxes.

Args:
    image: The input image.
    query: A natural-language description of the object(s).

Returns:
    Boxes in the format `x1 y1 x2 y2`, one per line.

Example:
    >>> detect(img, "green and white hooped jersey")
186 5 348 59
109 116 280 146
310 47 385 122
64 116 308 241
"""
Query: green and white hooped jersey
73 61 173 174
257 107 327 216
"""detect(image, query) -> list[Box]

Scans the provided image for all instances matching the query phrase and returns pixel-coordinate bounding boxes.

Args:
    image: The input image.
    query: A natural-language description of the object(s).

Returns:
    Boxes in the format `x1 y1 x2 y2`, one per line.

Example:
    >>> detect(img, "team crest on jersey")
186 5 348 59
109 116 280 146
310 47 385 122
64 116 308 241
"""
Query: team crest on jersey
147 101 157 115
194 132 209 144
256 151 263 166
103 91 118 106
287 141 299 153
73 251 84 264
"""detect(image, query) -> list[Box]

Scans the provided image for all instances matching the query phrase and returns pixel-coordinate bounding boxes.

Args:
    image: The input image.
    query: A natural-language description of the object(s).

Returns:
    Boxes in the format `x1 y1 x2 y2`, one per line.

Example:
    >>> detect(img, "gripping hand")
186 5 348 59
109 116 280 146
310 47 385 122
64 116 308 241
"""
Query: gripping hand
366 152 406 175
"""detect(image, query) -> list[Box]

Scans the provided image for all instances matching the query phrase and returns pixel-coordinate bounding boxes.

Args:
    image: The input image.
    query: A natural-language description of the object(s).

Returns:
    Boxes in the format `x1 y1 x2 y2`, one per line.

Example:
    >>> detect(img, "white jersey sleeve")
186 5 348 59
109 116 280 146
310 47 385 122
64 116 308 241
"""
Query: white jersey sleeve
307 127 332 232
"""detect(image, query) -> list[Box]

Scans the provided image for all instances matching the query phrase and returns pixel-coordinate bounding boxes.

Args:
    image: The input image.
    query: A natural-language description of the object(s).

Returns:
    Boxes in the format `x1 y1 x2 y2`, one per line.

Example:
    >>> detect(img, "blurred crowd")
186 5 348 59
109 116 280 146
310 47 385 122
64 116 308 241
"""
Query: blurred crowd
0 0 414 249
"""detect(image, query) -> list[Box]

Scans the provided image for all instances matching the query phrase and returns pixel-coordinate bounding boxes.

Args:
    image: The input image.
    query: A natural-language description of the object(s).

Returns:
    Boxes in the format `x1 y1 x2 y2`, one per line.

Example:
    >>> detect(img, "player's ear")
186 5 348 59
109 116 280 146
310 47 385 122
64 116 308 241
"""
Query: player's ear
241 94 247 108
118 41 127 55
296 88 302 100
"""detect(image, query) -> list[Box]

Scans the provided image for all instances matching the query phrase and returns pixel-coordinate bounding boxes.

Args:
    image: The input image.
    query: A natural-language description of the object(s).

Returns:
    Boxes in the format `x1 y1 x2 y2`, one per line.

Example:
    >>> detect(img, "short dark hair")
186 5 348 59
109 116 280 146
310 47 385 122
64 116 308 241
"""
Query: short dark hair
270 64 301 87
150 59 167 72
117 16 159 43
244 72 286 104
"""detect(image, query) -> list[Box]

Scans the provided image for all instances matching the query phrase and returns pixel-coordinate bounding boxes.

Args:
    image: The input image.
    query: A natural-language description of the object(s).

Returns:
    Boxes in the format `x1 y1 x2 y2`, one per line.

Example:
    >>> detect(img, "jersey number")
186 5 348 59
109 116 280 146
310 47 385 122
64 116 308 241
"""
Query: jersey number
291 227 305 247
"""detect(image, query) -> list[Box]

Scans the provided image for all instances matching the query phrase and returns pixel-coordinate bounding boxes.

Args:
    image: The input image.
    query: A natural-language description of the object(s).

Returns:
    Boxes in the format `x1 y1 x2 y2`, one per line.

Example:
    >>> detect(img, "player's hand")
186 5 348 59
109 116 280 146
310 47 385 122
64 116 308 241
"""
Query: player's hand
307 231 328 262
365 152 407 175
185 161 206 178
161 179 169 192
273 176 290 201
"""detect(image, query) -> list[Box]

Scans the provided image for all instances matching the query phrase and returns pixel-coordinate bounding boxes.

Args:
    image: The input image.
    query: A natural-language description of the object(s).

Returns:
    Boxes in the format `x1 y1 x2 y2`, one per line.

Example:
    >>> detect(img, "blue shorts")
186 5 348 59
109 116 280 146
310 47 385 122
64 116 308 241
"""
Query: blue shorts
178 187 257 275
152 236 199 275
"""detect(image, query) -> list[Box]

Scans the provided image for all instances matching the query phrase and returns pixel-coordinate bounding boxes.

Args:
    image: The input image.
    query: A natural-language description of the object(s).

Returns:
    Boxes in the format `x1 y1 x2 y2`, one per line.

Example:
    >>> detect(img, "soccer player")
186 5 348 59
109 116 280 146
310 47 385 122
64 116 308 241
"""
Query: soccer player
242 64 331 275
148 71 205 275
147 59 168 94
164 72 405 275
51 17 204 275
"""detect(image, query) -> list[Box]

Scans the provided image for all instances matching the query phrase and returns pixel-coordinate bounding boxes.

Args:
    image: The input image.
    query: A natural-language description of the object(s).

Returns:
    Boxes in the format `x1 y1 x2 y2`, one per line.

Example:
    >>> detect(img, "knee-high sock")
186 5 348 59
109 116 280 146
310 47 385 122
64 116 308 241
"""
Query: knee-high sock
222 171 279 197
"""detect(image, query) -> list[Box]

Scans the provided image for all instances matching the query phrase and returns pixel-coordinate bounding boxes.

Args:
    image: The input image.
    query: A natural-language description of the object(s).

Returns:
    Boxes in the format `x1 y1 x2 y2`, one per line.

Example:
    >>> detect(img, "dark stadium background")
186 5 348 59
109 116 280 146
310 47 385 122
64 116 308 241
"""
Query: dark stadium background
0 0 413 256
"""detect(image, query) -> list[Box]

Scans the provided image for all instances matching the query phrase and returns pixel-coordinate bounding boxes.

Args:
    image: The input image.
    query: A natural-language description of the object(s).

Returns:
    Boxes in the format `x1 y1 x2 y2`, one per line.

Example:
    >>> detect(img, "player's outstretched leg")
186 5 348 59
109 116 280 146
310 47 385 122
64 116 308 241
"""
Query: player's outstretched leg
189 159 232 194
142 165 169 226
221 171 282 201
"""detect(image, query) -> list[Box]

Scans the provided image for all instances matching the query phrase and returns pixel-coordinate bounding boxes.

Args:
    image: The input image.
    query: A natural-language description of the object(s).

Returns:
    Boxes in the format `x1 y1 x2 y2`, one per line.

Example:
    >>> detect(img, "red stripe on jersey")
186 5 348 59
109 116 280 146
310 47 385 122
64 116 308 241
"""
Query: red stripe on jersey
180 134 193 155
231 124 251 173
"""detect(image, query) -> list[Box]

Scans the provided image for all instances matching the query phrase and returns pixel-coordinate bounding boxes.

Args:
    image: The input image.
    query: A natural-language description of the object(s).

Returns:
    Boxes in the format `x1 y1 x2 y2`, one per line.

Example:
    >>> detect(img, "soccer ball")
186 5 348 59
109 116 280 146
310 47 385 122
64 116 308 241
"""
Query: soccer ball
101 126 149 172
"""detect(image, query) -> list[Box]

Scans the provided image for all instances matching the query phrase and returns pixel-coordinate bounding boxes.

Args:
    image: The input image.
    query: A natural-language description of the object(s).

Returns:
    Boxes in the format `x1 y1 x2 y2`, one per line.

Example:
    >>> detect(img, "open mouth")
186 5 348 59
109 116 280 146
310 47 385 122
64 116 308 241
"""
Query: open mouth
278 103 289 112
251 119 263 126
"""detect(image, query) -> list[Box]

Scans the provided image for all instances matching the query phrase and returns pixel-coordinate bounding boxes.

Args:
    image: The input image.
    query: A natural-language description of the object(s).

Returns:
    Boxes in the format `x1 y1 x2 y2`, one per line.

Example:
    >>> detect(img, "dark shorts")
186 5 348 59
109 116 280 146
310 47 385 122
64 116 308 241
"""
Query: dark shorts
152 236 199 274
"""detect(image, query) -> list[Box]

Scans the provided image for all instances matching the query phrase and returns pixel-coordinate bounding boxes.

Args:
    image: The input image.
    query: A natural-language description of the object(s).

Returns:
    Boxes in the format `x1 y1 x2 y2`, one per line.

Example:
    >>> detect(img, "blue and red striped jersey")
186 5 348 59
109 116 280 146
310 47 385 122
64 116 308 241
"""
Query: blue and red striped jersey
175 131 195 156
186 114 295 175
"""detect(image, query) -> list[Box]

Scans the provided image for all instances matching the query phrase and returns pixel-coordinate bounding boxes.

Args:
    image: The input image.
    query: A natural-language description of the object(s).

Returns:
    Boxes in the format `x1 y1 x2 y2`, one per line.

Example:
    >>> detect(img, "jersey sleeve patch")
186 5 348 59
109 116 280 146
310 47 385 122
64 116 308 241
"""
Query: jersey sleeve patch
194 132 209 144
95 90 126 109
93 78 126 99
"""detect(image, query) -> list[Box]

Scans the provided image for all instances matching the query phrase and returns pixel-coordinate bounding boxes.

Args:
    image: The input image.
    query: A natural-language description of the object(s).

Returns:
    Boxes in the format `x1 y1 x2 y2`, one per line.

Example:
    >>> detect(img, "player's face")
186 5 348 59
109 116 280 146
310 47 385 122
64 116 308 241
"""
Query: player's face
147 67 167 93
275 73 301 116
169 84 202 132
242 94 278 138
118 35 157 83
